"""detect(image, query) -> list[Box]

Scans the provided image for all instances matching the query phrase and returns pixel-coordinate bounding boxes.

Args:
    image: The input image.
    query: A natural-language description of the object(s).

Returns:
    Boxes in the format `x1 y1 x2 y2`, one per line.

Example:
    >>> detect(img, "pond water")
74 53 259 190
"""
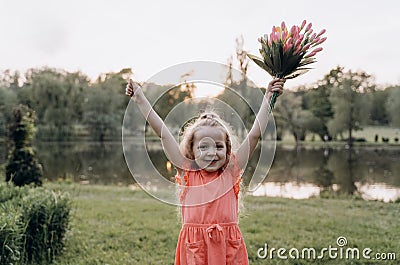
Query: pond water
1 141 399 202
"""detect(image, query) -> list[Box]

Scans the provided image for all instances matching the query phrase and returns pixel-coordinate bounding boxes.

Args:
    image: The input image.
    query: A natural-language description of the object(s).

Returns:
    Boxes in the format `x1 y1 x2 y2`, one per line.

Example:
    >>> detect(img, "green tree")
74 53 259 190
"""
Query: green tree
152 82 195 122
0 70 19 137
369 88 389 125
328 69 375 146
19 68 89 140
304 68 337 140
83 69 134 141
94 68 132 109
83 87 121 141
275 92 314 142
385 86 400 127
6 104 43 186
0 89 18 137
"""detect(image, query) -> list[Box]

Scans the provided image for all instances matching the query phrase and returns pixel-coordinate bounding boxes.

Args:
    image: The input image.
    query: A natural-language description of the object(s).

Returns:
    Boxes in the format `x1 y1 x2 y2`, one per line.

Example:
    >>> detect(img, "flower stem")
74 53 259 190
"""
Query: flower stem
269 74 282 113
269 91 279 113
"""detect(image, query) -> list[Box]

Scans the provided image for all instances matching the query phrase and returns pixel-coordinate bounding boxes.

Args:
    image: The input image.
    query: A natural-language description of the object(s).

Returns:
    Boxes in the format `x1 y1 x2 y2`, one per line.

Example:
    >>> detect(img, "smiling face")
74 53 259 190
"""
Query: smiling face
192 126 227 172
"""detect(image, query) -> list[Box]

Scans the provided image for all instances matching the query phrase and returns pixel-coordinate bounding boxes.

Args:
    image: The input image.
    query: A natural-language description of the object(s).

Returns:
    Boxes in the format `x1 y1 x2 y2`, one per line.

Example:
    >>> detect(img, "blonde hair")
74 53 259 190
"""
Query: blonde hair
179 111 234 169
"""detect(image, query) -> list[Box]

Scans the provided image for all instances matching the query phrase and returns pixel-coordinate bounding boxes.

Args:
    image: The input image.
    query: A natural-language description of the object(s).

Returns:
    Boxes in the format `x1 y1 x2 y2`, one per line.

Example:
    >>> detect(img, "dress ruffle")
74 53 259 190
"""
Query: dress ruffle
175 154 243 202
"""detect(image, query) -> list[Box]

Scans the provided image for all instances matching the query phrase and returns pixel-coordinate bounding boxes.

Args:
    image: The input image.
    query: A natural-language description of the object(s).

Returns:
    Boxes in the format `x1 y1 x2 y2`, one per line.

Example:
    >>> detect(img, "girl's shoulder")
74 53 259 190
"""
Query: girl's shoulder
226 153 243 178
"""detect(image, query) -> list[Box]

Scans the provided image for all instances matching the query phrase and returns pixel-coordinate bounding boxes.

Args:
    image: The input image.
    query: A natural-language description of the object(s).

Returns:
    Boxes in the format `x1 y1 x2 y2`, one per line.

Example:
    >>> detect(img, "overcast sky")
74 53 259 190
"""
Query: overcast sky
1 0 399 89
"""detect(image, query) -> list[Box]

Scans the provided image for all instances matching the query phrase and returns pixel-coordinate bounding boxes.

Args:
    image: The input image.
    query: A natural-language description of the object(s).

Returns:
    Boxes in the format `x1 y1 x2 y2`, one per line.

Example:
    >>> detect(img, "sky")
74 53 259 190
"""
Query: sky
1 0 400 90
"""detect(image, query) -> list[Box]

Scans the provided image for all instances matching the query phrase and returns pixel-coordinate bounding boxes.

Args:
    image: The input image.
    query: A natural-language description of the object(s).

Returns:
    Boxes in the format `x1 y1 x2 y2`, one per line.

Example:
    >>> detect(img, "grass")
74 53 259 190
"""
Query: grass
353 126 399 142
279 126 400 147
49 183 399 265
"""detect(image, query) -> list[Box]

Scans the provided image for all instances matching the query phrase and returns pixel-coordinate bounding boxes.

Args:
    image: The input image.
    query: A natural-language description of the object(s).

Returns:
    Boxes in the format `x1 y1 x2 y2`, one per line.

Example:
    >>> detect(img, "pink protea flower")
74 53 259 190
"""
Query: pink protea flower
301 43 312 52
305 22 313 32
247 20 327 111
281 21 287 31
315 37 327 45
316 29 326 37
305 51 317 58
311 47 323 53
300 20 307 30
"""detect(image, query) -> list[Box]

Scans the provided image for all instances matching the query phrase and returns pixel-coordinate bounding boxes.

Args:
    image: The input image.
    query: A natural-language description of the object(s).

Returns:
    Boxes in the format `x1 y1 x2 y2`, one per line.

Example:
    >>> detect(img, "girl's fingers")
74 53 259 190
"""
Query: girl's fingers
126 79 141 97
271 86 284 94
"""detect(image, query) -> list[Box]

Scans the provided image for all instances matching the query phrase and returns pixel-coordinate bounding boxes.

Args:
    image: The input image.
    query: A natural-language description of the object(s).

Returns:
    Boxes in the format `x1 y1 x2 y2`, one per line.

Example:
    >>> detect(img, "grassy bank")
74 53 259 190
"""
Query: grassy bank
279 126 400 146
48 183 399 265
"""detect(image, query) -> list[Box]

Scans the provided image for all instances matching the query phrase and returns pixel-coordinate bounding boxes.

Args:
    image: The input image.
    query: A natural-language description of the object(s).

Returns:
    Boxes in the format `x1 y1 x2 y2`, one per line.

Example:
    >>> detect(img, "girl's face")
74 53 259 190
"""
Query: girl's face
192 126 227 172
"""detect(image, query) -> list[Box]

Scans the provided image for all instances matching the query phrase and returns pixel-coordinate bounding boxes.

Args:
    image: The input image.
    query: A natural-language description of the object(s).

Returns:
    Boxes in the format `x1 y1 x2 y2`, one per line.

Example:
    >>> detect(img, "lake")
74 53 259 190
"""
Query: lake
1 141 399 202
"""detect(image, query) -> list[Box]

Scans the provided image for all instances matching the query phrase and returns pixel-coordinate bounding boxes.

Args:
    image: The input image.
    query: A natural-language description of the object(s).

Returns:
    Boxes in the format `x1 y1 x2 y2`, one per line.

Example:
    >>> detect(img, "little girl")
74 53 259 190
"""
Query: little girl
126 78 284 264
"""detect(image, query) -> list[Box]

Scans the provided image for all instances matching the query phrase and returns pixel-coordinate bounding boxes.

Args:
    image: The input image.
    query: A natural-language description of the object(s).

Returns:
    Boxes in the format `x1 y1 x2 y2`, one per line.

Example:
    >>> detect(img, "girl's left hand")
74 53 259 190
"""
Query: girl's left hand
267 78 285 100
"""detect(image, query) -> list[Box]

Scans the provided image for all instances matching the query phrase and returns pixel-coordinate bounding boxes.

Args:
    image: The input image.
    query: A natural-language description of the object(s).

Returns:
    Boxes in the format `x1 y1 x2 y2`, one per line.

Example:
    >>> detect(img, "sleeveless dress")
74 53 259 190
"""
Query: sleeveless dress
174 156 249 265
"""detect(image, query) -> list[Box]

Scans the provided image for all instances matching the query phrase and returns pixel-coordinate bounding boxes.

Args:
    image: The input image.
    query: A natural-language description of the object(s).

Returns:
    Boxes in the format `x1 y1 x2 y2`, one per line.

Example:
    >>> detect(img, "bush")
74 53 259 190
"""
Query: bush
0 183 71 264
0 201 24 264
6 104 43 186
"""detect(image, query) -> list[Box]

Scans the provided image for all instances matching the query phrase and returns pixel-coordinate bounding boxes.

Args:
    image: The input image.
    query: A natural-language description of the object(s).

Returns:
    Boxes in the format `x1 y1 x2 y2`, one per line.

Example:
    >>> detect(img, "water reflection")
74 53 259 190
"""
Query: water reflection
257 145 400 202
251 182 321 199
0 142 399 202
355 182 400 202
252 182 400 202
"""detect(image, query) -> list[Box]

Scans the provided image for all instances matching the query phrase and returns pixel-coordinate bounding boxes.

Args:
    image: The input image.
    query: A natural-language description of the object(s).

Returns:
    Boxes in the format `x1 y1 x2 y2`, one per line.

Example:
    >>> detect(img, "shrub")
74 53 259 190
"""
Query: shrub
6 104 43 186
0 201 24 264
0 183 71 264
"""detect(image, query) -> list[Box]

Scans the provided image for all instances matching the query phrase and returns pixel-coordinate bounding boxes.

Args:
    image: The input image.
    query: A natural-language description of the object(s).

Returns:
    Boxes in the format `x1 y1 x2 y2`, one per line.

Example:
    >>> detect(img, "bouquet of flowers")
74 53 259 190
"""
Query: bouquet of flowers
247 20 327 111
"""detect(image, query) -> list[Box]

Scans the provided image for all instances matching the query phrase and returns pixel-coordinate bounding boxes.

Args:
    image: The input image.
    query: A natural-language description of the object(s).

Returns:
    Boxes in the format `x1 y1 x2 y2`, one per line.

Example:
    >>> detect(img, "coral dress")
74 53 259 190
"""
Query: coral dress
175 156 249 265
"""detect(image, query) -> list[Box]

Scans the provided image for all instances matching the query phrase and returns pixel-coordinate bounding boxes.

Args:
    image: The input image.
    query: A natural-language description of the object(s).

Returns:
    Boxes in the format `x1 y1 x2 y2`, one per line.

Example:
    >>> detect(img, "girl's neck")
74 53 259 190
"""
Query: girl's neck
199 168 222 177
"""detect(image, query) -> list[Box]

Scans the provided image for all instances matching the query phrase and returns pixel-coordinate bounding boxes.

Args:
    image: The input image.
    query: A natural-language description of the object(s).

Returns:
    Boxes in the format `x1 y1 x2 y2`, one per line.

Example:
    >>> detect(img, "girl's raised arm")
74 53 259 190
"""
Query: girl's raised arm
126 79 186 173
236 78 285 170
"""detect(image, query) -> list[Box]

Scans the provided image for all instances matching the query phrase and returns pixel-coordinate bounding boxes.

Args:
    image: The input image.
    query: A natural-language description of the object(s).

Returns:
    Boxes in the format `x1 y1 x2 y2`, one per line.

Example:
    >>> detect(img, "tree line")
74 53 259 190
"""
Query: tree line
273 66 399 145
0 65 399 144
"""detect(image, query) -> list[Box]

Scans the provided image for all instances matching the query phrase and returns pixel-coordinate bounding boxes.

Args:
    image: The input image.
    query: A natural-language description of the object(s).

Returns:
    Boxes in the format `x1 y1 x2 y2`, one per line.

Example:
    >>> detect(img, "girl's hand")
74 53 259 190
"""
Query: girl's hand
266 78 285 101
125 79 141 97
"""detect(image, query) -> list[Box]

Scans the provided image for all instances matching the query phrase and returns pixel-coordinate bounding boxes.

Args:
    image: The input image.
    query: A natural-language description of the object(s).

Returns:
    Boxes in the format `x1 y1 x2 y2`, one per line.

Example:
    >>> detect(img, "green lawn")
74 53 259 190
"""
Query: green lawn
279 126 400 146
50 183 399 265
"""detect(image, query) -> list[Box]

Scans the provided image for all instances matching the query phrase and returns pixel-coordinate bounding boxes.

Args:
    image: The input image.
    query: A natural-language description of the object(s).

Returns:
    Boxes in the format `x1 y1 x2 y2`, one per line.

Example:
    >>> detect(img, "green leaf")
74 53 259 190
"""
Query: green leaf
271 43 282 75
247 54 274 76
261 42 270 54
261 43 275 71
298 57 316 67
262 54 275 73
282 53 303 76
295 67 313 71
285 69 309 79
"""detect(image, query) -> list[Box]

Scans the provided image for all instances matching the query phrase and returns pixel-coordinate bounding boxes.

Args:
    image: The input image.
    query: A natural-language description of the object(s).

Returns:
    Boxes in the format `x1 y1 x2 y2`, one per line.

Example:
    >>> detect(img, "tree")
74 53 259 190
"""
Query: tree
235 35 254 133
385 86 400 127
83 68 136 141
236 35 249 81
83 87 121 141
327 68 375 146
304 68 337 140
6 104 43 186
0 88 18 137
153 81 195 122
19 68 89 140
0 70 19 137
274 92 315 142
369 89 389 125
225 55 234 86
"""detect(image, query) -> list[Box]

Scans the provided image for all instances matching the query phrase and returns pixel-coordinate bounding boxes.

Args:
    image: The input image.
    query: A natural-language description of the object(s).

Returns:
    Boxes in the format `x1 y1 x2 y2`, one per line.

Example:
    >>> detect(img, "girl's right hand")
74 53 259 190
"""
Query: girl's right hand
125 79 141 97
